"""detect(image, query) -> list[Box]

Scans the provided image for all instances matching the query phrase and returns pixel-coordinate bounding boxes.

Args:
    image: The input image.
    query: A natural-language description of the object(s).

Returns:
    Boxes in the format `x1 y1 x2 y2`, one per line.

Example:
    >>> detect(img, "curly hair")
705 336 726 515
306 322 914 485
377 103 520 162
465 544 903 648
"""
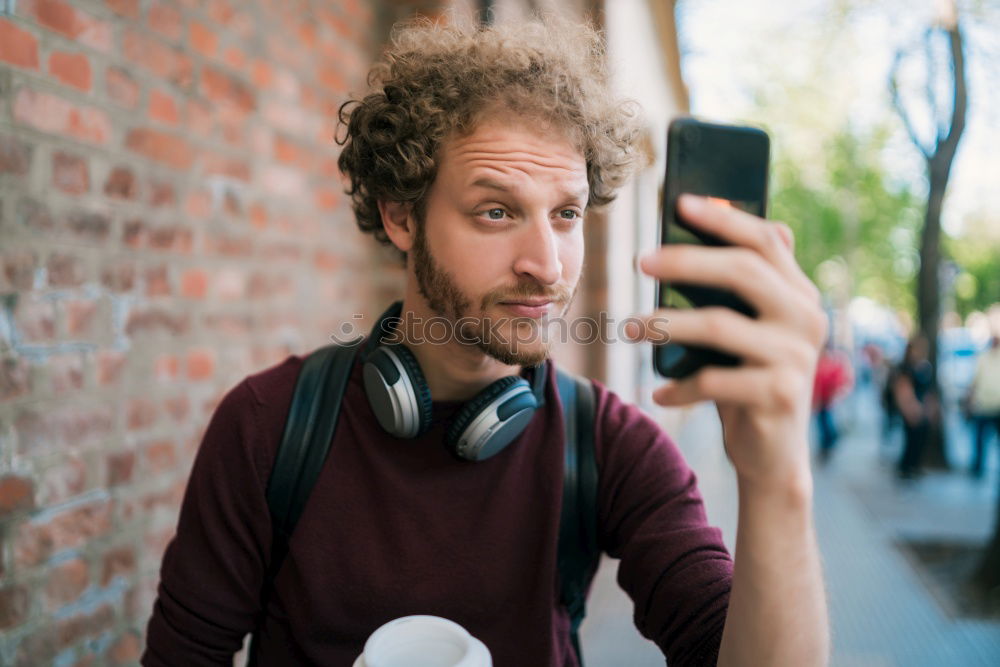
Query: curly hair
336 14 644 250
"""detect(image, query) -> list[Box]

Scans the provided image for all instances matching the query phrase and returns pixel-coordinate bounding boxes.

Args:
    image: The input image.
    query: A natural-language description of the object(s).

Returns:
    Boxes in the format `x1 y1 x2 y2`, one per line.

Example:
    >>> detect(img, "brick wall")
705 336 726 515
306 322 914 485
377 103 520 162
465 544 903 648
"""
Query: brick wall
0 1 385 663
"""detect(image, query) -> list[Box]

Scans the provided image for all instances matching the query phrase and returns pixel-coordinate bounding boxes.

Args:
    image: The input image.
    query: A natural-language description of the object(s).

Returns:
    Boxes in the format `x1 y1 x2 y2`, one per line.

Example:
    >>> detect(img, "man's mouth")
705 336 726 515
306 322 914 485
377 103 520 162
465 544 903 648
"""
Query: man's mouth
496 299 555 319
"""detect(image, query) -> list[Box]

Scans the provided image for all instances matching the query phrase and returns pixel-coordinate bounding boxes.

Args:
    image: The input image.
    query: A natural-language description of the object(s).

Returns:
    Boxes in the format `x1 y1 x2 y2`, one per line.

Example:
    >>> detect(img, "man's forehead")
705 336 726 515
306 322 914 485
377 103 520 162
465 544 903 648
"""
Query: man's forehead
440 118 588 189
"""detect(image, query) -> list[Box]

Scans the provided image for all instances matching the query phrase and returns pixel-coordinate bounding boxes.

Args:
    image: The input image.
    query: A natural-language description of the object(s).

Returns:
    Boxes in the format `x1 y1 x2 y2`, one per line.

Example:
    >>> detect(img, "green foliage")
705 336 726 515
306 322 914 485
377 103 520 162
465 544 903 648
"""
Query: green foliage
767 126 923 315
946 220 1000 317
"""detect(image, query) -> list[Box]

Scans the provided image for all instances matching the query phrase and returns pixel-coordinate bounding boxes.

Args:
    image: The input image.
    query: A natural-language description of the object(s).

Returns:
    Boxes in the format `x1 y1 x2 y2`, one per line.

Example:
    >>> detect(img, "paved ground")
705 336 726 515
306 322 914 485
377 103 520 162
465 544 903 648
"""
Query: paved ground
580 382 1000 666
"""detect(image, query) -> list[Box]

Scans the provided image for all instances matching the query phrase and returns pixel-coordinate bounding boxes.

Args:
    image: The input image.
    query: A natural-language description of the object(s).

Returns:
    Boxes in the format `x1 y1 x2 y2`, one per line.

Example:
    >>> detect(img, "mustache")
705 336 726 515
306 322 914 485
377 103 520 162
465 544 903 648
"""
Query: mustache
481 283 575 309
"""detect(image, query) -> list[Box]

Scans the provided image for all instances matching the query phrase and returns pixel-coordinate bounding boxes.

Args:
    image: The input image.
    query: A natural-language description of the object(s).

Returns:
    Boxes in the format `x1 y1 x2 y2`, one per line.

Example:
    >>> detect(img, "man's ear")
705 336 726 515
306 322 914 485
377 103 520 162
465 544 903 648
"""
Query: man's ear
378 201 415 253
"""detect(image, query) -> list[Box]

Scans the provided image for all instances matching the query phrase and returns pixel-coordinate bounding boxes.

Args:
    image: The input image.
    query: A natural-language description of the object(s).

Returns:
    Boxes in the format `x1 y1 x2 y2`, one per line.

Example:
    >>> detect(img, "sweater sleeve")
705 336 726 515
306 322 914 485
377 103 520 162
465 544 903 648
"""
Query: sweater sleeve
594 385 733 666
142 379 275 666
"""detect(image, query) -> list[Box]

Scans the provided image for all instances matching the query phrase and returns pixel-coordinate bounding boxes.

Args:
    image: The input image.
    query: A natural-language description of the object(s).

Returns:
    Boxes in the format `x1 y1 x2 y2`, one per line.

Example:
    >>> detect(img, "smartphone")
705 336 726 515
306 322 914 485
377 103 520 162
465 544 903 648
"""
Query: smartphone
653 117 770 378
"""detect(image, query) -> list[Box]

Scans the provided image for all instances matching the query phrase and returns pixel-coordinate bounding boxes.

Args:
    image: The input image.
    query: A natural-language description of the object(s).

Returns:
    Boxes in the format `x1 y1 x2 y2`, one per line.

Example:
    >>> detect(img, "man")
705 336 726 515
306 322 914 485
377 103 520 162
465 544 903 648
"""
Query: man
892 335 938 479
143 15 829 666
966 334 1000 478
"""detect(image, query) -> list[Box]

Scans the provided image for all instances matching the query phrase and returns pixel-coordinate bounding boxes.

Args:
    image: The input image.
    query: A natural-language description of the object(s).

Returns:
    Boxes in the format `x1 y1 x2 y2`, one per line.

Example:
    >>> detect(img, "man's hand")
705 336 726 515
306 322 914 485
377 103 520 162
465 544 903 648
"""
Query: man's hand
628 193 831 666
629 193 828 490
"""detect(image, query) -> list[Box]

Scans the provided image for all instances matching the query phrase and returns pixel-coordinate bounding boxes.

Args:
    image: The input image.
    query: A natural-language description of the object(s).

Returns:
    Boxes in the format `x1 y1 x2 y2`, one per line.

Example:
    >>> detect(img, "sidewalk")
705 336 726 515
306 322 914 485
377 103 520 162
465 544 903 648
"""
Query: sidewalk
580 386 1000 666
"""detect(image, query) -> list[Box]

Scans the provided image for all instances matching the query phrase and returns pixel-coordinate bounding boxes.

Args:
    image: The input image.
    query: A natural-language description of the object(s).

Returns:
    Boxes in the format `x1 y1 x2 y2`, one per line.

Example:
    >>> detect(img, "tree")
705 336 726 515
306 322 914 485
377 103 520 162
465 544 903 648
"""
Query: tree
888 1 968 468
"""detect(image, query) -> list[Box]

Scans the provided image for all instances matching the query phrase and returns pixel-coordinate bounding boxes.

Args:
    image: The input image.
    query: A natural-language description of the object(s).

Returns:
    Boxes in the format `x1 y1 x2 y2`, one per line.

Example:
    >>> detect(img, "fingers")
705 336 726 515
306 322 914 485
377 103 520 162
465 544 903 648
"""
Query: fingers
640 244 811 322
675 195 818 303
653 365 809 413
630 308 814 366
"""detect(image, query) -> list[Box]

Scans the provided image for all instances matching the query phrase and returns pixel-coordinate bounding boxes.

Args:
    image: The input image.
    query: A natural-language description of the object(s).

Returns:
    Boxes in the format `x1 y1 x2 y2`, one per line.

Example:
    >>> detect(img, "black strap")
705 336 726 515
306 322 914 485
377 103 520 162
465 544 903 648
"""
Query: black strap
253 349 599 666
250 341 360 663
556 368 600 666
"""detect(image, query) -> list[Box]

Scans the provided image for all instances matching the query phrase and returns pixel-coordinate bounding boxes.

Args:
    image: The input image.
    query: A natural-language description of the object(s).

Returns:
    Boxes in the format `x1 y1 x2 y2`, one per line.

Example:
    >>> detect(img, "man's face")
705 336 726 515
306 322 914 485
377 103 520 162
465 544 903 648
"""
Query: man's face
411 116 588 366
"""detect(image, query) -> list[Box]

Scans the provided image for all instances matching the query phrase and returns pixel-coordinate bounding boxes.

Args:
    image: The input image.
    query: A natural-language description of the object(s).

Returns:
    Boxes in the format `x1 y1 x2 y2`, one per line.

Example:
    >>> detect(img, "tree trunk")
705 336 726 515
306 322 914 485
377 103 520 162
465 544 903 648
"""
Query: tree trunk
917 162 950 469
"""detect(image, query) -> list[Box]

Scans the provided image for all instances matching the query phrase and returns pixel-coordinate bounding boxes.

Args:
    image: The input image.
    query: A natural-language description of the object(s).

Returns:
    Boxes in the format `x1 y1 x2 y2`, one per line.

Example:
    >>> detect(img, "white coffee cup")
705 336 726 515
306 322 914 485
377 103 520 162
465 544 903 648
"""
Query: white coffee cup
351 615 492 667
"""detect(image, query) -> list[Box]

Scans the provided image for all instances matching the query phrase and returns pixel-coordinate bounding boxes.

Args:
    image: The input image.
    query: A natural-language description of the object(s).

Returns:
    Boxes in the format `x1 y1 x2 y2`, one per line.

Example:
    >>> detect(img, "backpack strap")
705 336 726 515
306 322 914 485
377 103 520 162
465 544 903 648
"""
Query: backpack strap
555 368 600 666
250 341 360 661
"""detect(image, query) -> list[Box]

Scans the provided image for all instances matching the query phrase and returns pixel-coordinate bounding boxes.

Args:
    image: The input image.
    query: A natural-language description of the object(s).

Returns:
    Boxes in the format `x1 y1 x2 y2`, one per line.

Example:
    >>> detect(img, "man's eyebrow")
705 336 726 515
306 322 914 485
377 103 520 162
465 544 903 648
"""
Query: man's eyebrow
469 177 589 202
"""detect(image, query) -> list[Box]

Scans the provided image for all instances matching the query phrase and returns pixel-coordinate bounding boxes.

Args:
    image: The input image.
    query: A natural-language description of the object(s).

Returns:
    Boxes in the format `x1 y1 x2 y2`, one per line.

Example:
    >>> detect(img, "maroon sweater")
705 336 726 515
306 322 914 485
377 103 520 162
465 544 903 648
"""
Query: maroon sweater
142 353 732 666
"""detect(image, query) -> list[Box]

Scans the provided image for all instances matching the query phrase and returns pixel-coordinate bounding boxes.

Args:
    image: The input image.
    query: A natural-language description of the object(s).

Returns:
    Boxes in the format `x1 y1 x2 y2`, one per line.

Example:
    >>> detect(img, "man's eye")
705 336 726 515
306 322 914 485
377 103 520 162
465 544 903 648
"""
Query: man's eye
559 209 581 220
484 208 507 220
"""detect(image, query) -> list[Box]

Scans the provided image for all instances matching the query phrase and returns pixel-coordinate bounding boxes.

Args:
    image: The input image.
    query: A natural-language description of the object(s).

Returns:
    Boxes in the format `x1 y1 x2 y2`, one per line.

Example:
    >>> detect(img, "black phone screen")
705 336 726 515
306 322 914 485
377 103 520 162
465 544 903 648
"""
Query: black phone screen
654 118 770 378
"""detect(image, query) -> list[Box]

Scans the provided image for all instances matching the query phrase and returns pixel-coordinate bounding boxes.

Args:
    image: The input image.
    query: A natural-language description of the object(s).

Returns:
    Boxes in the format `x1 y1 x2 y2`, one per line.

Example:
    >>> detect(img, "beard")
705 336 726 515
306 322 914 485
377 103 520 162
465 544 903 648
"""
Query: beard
411 221 577 367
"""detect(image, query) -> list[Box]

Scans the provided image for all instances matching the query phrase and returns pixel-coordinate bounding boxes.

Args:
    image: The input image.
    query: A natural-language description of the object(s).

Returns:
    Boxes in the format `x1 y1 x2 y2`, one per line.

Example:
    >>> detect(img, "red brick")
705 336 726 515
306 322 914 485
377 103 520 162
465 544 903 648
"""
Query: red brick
46 557 89 608
222 45 247 71
0 476 35 517
144 439 176 473
164 394 190 422
49 354 85 393
64 298 98 337
201 65 255 112
124 306 189 336
205 233 252 257
148 88 180 125
185 98 214 137
105 67 139 109
123 29 193 86
127 398 158 431
13 499 112 566
252 60 273 88
104 166 137 200
47 252 86 287
0 357 33 401
249 202 268 229
108 630 141 665
20 0 113 52
2 250 37 290
154 355 178 382
186 349 214 381
105 0 138 18
0 19 40 70
0 132 32 175
211 267 245 299
316 187 340 211
184 189 211 219
65 209 111 242
180 268 208 298
148 1 182 41
52 150 89 195
13 89 111 144
145 264 171 296
189 20 217 57
96 349 126 385
106 450 134 487
123 219 193 253
101 546 136 586
126 128 195 169
0 585 30 630
314 249 340 272
99 261 136 292
48 51 91 91
15 404 113 456
14 295 55 342
318 64 347 94
204 152 250 182
40 455 87 505
149 180 176 208
55 604 114 649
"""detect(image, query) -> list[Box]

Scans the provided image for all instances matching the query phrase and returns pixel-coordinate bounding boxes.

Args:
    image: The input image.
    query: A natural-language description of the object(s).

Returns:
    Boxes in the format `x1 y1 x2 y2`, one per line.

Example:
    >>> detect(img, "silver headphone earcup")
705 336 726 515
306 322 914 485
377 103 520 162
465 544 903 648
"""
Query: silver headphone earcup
445 378 538 461
363 346 432 438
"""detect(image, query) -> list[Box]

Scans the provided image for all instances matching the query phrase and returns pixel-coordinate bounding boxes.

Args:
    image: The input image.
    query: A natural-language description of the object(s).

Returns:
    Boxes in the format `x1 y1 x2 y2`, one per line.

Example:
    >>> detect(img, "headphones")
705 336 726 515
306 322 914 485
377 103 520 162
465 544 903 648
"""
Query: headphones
361 301 547 462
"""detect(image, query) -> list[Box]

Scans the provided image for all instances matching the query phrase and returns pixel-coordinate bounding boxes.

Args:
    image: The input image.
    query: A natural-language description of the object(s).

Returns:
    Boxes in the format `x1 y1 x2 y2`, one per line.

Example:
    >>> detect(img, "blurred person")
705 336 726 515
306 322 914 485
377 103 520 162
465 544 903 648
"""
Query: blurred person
812 343 854 463
965 334 1000 478
892 335 939 479
142 15 829 667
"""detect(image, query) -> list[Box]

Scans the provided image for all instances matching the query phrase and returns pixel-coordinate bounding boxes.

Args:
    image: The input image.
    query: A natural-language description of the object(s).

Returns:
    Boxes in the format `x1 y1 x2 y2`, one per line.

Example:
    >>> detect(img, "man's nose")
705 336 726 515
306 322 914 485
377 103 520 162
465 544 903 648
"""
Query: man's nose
511 215 562 286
